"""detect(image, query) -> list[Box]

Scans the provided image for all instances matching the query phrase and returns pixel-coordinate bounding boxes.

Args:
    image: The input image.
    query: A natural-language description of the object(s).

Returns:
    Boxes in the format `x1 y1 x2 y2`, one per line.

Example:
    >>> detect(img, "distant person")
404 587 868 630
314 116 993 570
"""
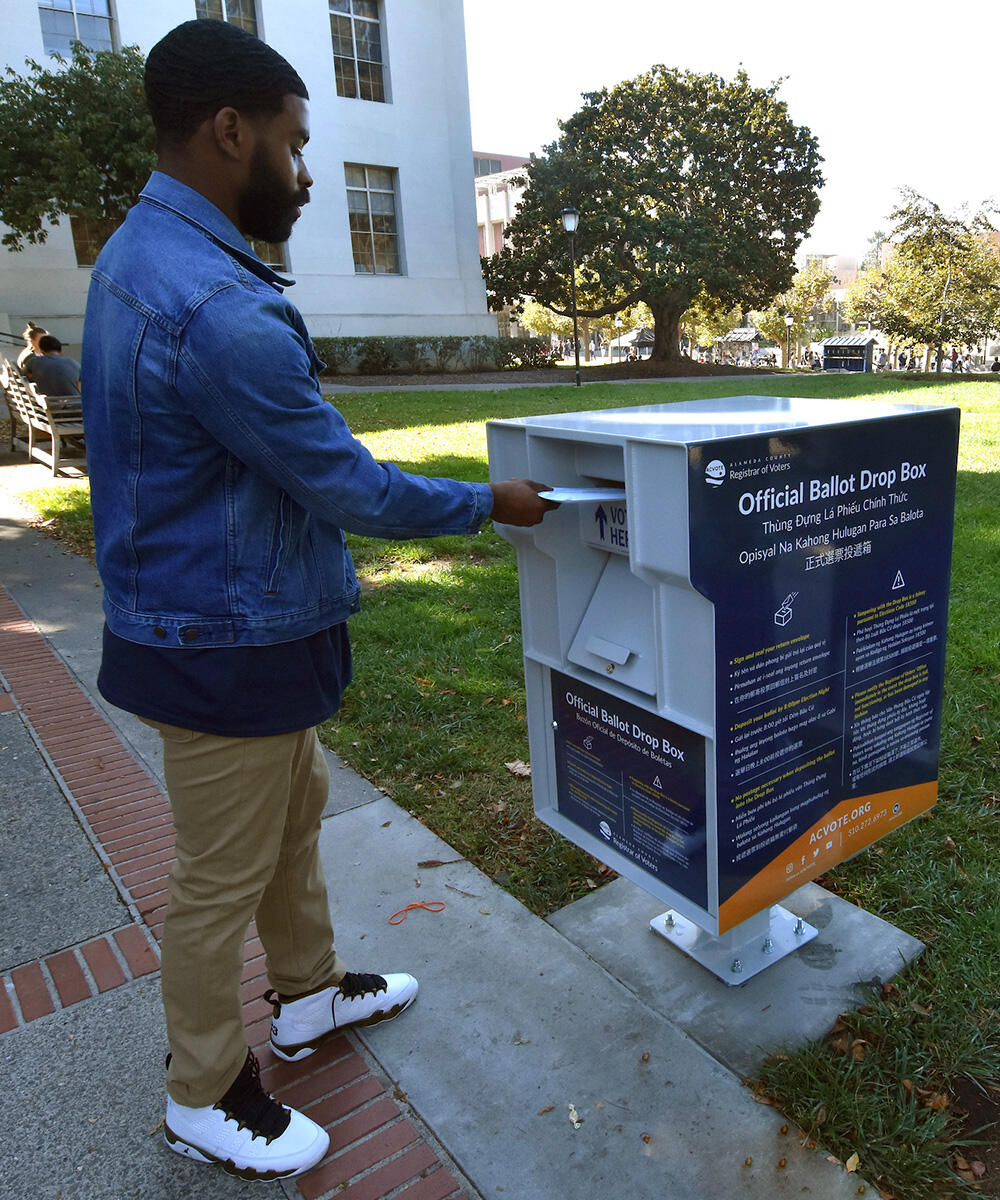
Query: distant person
898 350 908 371
25 335 81 396
16 321 47 373
876 349 888 372
991 357 999 373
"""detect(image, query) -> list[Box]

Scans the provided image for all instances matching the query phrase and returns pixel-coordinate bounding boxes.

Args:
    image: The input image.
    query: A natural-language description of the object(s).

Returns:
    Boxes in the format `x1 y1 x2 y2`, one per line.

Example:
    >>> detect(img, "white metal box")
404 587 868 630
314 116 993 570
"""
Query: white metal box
488 395 960 935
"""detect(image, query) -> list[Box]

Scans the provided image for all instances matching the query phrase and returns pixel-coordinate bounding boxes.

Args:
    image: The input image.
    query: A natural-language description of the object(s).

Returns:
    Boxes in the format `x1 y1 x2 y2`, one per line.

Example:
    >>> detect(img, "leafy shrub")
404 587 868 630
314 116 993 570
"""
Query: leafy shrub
309 334 553 375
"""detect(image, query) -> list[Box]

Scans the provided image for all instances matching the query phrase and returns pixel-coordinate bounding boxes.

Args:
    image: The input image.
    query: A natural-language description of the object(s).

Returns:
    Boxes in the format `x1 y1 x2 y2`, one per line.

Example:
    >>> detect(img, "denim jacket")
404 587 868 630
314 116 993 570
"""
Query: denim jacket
82 173 493 648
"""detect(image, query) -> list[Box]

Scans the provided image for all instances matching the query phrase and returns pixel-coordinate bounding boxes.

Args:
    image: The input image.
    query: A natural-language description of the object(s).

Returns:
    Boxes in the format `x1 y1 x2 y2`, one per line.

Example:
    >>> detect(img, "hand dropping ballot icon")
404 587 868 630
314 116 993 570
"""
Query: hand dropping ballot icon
774 592 798 627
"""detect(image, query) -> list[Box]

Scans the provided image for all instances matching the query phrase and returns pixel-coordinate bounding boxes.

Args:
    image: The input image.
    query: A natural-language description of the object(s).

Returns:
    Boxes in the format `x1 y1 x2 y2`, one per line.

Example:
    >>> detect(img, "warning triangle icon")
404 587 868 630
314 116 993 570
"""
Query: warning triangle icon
653 776 663 789
892 570 905 590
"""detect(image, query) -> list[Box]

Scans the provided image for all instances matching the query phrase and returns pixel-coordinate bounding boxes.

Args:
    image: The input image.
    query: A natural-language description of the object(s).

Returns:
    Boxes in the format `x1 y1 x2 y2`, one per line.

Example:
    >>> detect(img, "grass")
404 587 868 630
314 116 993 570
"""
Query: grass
15 371 1000 1198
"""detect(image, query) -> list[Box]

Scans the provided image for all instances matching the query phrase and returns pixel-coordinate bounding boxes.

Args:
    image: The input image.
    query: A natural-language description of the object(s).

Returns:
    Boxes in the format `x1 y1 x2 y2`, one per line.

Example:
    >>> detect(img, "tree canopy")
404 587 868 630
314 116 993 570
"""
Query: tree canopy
0 42 155 250
843 190 1000 367
751 259 836 354
482 65 823 362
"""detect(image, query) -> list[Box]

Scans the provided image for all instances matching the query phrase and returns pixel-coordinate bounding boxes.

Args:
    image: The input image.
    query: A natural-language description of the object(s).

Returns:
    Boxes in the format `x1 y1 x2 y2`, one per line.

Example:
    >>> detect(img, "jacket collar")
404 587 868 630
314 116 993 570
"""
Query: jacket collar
138 171 296 289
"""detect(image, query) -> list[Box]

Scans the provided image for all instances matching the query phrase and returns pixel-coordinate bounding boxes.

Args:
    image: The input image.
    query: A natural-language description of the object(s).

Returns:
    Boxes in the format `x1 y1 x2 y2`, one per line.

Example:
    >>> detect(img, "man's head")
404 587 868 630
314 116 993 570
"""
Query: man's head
144 20 312 244
37 335 63 355
145 20 307 149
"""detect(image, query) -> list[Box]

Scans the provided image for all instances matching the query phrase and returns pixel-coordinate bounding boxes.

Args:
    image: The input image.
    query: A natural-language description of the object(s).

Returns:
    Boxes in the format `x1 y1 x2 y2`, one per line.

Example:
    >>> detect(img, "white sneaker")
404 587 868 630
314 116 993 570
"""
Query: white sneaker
164 1051 328 1180
267 971 419 1062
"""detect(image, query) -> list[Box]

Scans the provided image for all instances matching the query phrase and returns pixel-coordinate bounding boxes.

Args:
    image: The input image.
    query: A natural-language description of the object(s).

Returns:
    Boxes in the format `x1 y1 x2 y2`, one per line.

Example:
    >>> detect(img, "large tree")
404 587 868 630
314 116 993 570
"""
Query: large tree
482 66 823 364
0 42 154 250
843 190 1000 371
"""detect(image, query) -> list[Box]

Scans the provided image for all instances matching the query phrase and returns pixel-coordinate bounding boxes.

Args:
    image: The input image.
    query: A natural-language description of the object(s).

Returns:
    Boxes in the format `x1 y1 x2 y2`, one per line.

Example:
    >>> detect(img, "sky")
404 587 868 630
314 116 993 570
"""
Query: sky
463 0 996 261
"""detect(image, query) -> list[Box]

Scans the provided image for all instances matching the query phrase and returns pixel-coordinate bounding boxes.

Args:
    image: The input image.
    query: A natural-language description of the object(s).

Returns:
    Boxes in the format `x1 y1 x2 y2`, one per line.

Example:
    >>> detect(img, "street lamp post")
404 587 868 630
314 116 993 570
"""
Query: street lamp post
784 313 794 369
561 206 581 387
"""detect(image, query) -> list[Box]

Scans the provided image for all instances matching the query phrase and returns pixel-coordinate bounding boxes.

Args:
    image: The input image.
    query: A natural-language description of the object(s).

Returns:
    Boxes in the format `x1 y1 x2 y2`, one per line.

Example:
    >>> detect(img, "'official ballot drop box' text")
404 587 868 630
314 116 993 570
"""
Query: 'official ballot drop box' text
487 396 959 982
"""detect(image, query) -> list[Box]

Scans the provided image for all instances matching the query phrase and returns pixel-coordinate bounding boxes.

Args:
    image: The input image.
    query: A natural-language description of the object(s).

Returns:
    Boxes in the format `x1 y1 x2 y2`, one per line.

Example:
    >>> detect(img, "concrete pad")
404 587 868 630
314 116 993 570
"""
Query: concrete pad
0 710 128 970
0 977 279 1200
547 876 925 1079
317 794 868 1200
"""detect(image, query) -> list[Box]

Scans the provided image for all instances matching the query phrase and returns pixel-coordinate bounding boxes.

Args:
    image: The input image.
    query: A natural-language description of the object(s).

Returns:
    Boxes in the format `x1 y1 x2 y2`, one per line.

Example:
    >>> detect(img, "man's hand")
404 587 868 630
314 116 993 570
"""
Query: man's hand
489 479 560 527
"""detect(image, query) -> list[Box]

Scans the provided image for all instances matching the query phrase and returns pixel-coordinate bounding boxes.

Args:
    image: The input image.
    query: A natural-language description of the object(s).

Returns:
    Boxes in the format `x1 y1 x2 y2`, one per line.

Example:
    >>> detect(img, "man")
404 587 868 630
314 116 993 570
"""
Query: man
82 19 555 1182
23 334 80 396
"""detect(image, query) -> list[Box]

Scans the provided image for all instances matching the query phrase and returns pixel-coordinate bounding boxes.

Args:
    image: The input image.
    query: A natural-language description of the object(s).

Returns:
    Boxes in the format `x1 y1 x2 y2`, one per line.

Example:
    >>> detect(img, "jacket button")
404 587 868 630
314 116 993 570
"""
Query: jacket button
153 626 167 639
180 628 199 643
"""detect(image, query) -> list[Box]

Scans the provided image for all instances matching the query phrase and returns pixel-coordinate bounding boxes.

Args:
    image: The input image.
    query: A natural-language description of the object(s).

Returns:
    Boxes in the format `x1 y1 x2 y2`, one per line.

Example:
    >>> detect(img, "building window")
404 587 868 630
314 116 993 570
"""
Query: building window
345 165 400 275
194 0 258 35
248 238 286 271
38 1 115 57
474 157 502 177
69 214 118 266
330 1 385 103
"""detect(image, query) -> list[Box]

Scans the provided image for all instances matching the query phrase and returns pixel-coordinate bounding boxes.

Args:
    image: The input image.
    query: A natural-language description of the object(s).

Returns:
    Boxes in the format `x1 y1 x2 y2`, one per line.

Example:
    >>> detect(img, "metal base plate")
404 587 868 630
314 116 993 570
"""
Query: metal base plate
650 905 818 986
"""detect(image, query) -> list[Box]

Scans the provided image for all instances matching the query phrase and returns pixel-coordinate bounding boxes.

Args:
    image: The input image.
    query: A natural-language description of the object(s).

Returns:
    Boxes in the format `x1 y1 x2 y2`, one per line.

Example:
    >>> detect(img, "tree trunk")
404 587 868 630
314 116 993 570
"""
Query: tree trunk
648 301 685 363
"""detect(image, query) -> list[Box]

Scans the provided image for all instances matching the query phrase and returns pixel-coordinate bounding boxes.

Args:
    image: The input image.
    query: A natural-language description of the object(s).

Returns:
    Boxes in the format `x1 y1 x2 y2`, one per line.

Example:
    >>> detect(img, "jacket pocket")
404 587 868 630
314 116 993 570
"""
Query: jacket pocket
263 493 291 595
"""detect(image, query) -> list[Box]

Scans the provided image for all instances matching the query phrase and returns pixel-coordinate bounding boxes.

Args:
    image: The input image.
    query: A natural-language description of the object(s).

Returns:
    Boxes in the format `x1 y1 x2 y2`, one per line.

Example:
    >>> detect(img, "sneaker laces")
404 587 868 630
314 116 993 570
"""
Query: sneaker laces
338 971 388 1000
215 1051 290 1142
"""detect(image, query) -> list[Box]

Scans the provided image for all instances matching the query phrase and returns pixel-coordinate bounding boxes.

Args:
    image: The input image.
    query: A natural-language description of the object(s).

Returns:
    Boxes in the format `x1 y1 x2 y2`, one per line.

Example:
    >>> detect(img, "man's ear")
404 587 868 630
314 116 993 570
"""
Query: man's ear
211 106 252 162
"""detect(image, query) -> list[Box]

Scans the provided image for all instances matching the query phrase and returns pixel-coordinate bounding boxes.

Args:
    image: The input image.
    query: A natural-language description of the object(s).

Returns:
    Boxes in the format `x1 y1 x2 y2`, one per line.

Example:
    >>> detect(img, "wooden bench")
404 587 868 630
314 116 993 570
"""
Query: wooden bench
1 357 86 476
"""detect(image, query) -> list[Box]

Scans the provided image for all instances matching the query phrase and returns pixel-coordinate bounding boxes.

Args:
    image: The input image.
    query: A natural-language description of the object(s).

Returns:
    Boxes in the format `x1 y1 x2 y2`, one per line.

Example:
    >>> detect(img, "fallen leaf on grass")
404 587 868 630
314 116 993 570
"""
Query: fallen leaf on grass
953 1153 986 1182
505 759 531 778
845 1152 860 1172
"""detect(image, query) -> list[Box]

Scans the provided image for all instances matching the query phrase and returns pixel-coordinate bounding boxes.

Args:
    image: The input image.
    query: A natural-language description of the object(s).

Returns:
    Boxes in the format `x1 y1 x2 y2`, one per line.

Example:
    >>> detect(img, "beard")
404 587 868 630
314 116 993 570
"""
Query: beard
237 143 309 245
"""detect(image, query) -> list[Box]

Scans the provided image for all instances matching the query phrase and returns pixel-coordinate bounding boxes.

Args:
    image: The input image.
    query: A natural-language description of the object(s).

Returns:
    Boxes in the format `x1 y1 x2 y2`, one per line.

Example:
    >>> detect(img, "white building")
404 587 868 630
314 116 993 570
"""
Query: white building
0 0 495 348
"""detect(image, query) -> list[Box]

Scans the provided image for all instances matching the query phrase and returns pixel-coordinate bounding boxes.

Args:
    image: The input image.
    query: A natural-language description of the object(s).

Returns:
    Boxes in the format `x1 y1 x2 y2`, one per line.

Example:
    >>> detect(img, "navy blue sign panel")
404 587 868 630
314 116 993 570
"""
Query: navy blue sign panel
686 409 959 922
551 670 708 908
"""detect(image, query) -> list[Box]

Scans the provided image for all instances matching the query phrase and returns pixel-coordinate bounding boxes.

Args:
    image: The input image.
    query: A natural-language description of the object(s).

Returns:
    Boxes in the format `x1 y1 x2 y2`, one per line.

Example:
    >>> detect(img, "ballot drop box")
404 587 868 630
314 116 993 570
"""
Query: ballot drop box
487 396 959 983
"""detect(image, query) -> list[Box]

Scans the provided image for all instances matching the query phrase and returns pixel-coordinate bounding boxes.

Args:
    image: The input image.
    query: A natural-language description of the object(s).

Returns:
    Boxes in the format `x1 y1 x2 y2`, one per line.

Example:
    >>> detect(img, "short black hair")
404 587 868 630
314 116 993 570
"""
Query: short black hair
38 335 63 353
145 19 308 147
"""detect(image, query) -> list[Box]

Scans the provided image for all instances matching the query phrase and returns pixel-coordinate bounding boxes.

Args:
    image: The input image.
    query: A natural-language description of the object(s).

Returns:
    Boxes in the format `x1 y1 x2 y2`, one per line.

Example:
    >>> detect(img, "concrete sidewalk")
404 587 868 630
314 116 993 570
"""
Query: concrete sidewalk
0 452 916 1199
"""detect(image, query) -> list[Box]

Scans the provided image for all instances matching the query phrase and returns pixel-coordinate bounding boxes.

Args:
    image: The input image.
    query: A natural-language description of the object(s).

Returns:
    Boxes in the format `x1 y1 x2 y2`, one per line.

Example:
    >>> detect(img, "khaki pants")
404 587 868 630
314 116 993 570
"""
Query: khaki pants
146 721 344 1107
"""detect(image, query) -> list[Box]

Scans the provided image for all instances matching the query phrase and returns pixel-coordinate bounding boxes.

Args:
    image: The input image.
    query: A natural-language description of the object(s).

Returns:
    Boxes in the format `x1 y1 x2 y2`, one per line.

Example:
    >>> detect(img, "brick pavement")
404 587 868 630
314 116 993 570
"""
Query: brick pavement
0 583 472 1199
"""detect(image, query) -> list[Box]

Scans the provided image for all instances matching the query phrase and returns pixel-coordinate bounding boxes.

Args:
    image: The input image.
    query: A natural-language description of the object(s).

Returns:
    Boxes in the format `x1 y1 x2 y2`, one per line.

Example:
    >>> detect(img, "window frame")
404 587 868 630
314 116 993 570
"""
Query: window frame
193 0 259 37
329 0 389 104
37 0 117 58
344 163 403 277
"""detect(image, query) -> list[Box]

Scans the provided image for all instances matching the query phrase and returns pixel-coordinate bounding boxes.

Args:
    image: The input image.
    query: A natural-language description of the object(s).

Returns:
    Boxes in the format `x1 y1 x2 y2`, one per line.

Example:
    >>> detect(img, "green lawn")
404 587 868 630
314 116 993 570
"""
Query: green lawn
21 372 1000 1199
